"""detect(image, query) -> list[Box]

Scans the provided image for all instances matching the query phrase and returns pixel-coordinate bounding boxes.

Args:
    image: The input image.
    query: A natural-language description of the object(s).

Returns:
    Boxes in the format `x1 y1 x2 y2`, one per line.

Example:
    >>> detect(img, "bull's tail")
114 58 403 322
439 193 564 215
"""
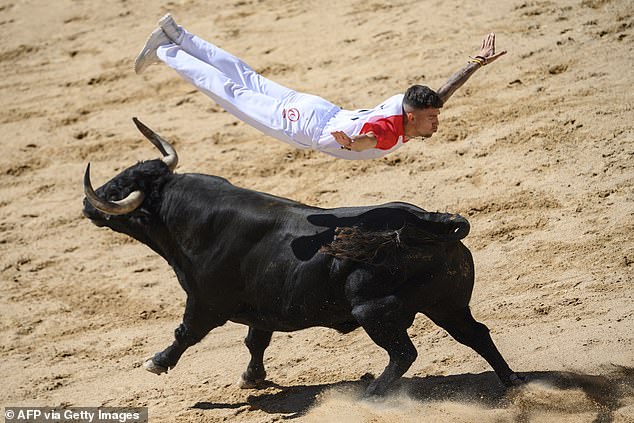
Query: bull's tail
408 212 470 241
320 216 469 264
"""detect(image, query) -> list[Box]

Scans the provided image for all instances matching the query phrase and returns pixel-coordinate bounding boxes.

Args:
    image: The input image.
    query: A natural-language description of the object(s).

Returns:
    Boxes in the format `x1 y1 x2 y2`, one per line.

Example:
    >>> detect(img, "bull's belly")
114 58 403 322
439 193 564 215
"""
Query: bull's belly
222 251 357 332
229 302 359 333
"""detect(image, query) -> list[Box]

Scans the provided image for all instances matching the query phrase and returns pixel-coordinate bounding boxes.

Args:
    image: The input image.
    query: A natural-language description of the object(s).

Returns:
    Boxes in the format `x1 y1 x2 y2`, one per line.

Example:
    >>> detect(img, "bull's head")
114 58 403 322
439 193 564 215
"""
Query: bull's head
82 118 178 229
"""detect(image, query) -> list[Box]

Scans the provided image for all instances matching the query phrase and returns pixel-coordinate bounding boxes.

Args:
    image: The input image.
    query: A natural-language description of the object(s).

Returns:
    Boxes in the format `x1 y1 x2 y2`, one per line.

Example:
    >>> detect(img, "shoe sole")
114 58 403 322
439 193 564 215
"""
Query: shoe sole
134 27 169 74
158 13 183 44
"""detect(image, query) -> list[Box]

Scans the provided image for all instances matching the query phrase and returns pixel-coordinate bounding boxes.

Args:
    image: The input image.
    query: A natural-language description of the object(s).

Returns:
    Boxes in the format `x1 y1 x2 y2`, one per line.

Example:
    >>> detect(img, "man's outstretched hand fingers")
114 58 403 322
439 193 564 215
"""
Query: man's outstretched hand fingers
331 131 352 147
485 50 507 64
478 32 506 65
479 32 495 55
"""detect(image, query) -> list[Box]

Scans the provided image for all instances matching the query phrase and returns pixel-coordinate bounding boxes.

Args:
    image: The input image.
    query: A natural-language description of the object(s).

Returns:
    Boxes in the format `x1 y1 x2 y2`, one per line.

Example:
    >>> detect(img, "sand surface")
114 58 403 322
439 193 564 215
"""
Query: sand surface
1 0 633 421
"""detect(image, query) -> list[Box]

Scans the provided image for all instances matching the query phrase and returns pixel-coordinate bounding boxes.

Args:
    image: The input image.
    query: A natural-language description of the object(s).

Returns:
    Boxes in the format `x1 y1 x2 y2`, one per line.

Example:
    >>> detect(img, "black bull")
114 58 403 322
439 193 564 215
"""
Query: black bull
82 118 522 397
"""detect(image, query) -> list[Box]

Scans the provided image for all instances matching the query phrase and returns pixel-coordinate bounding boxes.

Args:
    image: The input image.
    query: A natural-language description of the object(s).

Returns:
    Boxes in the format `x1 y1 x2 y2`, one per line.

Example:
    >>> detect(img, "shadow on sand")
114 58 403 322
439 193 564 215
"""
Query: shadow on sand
191 366 633 421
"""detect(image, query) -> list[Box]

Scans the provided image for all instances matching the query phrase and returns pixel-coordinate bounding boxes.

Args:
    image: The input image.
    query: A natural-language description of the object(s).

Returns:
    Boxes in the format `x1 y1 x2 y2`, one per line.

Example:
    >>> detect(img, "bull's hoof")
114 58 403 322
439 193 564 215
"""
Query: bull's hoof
504 373 527 387
360 372 375 382
238 373 266 389
143 357 168 375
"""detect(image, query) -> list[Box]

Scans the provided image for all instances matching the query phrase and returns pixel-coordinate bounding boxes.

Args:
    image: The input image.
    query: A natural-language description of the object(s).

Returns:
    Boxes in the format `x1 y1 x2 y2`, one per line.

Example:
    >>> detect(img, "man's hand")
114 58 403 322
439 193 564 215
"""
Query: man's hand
477 32 506 65
437 32 507 103
332 131 353 150
331 131 378 152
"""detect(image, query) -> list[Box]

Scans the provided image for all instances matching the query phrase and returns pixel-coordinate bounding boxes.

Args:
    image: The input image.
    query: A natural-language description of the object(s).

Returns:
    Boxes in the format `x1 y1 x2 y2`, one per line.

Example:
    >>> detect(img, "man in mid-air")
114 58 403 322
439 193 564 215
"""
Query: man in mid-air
135 14 506 160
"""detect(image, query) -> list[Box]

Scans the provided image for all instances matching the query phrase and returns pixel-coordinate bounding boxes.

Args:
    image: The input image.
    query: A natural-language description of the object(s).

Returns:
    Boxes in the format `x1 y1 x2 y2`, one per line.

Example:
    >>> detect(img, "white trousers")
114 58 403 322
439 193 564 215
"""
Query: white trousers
157 31 340 149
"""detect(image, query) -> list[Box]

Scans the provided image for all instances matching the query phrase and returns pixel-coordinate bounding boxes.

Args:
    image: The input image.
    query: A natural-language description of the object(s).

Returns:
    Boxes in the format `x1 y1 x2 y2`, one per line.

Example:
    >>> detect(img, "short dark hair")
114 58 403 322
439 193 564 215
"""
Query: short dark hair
403 85 443 110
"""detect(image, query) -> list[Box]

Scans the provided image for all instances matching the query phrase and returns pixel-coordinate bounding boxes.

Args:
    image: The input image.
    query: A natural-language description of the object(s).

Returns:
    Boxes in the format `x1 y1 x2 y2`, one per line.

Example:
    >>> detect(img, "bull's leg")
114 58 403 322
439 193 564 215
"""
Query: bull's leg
426 306 523 387
144 297 223 374
238 327 272 389
352 297 418 398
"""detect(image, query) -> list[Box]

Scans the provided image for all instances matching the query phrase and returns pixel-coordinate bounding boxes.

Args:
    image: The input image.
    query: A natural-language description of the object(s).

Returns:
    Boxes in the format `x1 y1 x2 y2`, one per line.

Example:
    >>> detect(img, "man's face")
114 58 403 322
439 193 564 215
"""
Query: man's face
406 107 440 138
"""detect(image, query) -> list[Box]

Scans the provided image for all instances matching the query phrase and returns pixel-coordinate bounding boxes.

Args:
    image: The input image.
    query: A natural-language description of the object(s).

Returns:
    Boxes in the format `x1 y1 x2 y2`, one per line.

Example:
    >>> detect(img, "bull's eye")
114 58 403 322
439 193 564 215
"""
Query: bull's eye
106 187 129 202
104 188 116 200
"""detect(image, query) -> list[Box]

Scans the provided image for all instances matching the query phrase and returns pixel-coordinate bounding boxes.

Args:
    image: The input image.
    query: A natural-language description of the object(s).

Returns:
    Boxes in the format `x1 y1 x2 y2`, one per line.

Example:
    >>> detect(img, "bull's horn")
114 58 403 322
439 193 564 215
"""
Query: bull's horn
83 163 145 215
132 117 178 171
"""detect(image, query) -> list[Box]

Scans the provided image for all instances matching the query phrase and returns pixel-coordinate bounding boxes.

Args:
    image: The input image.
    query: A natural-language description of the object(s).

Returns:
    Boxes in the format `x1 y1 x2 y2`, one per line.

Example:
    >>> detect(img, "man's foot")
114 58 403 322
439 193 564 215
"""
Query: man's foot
158 13 184 44
134 27 171 74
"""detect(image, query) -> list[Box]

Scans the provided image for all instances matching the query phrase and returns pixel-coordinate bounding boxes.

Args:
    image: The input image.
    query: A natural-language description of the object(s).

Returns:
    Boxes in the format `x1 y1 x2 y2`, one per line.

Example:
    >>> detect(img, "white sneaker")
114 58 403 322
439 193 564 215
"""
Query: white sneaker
158 13 184 44
134 27 171 74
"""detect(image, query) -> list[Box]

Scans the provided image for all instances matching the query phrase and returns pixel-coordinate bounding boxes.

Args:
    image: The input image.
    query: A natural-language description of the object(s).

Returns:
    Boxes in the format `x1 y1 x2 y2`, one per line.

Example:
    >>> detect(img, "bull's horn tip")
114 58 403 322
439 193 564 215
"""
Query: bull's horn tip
132 117 150 132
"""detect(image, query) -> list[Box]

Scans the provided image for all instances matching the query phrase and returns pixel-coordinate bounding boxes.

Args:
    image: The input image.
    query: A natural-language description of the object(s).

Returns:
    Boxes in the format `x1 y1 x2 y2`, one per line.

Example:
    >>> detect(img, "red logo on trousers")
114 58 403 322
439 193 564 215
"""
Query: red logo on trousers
282 108 300 122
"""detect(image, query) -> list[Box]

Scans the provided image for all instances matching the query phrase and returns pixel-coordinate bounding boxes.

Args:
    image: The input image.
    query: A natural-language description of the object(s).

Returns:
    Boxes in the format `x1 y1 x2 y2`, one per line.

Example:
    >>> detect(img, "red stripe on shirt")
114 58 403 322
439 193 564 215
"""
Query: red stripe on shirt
360 114 408 150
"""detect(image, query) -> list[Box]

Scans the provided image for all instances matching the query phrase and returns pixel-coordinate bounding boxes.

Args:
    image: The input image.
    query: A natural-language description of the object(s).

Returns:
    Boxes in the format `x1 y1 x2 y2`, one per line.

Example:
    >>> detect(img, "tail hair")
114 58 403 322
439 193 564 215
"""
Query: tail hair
320 221 466 264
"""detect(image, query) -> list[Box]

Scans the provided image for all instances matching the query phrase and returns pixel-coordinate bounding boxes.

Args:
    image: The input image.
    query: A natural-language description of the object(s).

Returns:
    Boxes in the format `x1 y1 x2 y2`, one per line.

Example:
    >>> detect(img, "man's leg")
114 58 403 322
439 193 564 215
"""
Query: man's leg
136 16 338 149
156 44 298 144
171 27 294 99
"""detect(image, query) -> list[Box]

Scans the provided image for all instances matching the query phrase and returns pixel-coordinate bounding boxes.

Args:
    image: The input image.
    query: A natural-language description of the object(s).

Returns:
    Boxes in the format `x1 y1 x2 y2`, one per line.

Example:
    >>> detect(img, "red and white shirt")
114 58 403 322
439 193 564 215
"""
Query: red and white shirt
315 94 410 160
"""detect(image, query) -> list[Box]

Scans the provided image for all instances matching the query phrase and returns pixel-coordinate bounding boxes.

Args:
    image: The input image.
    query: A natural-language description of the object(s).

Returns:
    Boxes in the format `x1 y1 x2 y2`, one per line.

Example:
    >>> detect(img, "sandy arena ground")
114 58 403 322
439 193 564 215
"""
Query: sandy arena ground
1 0 633 421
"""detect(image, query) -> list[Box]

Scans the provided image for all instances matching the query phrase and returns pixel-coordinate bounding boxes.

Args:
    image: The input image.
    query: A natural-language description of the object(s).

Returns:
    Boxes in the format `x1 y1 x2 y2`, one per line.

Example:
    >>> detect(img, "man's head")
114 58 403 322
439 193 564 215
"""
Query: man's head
403 85 443 138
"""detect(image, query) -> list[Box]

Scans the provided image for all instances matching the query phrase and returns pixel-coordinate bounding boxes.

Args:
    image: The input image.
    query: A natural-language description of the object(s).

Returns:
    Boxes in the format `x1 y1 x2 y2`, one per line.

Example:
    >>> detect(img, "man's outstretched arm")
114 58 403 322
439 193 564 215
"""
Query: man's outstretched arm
436 32 507 104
